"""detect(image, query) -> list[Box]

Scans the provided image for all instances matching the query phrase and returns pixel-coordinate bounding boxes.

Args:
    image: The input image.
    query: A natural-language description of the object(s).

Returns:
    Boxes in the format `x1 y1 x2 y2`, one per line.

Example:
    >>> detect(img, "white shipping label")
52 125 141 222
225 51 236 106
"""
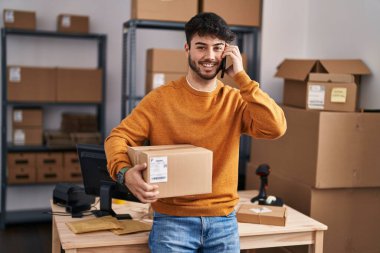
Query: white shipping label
14 129 25 145
13 110 23 122
149 156 168 183
9 67 21 82
250 207 273 214
5 10 15 23
153 73 165 88
308 85 325 109
62 16 71 27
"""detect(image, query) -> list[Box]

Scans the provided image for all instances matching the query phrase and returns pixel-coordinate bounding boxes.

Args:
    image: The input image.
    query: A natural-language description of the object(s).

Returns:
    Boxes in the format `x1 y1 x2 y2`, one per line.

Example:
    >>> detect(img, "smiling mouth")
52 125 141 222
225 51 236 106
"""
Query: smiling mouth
200 62 218 69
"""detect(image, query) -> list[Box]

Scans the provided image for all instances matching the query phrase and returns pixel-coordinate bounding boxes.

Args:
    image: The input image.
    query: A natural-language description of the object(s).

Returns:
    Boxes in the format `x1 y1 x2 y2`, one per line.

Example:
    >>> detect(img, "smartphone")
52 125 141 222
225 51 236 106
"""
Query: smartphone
220 57 226 78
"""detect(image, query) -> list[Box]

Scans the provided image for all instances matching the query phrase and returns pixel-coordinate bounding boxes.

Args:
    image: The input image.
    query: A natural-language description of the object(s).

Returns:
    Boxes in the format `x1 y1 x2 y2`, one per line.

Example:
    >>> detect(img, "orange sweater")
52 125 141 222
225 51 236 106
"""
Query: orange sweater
105 71 286 216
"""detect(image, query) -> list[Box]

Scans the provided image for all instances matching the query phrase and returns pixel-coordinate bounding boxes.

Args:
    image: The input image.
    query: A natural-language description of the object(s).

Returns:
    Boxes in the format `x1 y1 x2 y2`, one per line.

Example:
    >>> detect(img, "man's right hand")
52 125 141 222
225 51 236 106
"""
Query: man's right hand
124 163 159 203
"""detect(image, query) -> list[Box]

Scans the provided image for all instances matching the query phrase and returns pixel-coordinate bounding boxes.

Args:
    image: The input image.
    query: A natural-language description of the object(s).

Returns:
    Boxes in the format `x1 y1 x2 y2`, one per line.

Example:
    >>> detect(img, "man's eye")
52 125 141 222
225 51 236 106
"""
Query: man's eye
196 47 205 50
214 47 223 51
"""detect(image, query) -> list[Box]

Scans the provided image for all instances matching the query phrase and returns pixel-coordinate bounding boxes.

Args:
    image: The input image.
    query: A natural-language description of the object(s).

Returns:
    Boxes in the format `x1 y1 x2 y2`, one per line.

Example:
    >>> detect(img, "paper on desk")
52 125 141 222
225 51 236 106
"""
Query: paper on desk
111 220 152 235
66 216 123 234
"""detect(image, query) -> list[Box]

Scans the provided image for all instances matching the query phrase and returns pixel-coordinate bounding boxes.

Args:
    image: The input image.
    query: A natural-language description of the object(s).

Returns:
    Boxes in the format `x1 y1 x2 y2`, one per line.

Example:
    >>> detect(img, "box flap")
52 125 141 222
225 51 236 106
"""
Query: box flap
309 73 355 83
275 59 318 81
320 60 371 75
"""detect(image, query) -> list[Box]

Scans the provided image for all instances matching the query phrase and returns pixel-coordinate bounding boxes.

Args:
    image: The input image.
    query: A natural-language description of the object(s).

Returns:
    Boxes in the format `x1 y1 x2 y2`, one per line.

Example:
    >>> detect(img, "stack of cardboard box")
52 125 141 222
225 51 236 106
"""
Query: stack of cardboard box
247 59 380 253
12 108 43 146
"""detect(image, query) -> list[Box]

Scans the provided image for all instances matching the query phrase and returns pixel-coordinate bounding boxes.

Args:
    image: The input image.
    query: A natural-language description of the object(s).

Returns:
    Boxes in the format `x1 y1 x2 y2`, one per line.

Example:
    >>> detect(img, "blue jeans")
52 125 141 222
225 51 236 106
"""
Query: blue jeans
148 210 240 253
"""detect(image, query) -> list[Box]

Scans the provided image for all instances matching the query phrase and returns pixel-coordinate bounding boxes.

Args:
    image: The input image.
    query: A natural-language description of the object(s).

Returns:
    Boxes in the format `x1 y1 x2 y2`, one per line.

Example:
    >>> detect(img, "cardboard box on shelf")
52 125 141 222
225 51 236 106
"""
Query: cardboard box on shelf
200 0 262 27
237 203 286 226
249 106 380 189
63 152 82 182
131 0 197 23
7 66 56 102
275 59 371 111
145 48 188 93
12 108 43 128
12 127 43 146
246 168 380 253
36 152 63 183
217 54 248 88
56 68 102 103
7 153 36 184
3 9 36 30
57 14 89 33
44 131 74 147
70 132 102 145
127 145 213 198
61 113 98 132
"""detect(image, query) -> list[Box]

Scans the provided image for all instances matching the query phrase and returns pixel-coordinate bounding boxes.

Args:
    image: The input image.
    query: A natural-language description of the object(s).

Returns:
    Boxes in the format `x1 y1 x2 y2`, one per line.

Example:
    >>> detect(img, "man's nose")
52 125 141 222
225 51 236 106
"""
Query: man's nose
204 49 216 60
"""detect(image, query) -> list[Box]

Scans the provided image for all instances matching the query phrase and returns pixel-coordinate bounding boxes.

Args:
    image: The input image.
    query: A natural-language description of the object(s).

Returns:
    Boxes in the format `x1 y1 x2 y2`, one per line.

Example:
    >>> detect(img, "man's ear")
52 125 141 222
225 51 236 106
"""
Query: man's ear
184 43 190 56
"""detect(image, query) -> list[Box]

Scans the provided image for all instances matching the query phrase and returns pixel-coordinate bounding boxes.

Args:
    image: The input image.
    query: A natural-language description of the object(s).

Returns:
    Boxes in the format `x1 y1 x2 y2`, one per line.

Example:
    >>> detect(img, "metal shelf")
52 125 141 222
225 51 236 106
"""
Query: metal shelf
1 28 107 228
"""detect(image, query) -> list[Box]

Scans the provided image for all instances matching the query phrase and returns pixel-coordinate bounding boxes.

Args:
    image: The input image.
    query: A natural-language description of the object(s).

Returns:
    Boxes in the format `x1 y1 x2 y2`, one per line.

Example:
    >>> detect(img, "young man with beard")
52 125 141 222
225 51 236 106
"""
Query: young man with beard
105 12 286 252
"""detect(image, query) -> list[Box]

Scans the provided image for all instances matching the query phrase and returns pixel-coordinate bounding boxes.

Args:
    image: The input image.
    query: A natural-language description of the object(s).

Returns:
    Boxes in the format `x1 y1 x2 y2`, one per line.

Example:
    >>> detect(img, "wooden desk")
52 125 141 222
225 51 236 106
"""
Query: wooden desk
52 190 327 253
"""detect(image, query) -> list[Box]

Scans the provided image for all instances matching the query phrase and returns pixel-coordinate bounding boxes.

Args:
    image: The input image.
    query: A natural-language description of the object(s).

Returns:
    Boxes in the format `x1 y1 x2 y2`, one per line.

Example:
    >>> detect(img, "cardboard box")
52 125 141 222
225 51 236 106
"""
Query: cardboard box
201 0 262 27
61 113 98 132
249 106 380 189
70 132 102 145
7 66 56 102
57 14 89 33
246 169 380 253
217 54 247 88
127 145 213 198
63 152 82 182
13 127 43 146
7 153 36 184
275 59 371 111
56 68 102 103
12 108 43 128
3 9 36 30
146 48 187 73
146 72 185 92
36 152 63 183
131 0 197 23
146 48 188 93
44 131 74 147
237 203 286 226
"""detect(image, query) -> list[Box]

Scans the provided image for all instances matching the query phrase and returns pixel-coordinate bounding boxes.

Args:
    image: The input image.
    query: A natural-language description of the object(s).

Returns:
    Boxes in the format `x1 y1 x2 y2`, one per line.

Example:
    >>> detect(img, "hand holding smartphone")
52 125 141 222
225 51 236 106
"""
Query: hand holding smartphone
220 57 227 78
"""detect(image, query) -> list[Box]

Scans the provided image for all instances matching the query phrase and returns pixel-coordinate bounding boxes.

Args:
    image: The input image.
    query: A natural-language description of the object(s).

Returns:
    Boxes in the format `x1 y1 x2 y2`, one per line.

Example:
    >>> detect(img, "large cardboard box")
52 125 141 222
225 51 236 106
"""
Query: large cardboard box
12 108 43 128
13 127 43 146
237 203 286 226
127 145 213 198
146 48 188 93
7 153 36 184
249 106 380 188
56 68 102 103
57 14 89 33
246 168 380 253
3 9 36 30
275 59 371 111
7 66 56 102
201 0 262 27
131 0 197 23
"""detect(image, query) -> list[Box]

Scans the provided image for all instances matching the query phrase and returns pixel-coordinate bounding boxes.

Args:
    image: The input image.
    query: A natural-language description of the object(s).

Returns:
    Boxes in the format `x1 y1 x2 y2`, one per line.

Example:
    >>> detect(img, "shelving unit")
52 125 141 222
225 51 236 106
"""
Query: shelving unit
0 28 107 228
121 19 260 189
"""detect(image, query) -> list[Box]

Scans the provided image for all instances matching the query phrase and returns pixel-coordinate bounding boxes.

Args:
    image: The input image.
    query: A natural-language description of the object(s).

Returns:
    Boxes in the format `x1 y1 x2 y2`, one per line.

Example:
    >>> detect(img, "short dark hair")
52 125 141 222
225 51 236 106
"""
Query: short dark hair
185 12 236 46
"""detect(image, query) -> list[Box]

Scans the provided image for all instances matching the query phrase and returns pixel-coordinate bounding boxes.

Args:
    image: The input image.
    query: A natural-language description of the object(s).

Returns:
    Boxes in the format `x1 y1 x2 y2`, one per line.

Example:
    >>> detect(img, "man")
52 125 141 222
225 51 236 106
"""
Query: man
105 12 286 252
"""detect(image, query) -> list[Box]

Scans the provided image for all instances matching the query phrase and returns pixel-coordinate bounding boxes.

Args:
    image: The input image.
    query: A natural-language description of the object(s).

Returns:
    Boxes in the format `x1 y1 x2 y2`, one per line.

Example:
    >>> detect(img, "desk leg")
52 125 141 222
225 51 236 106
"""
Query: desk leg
52 217 61 253
309 231 324 253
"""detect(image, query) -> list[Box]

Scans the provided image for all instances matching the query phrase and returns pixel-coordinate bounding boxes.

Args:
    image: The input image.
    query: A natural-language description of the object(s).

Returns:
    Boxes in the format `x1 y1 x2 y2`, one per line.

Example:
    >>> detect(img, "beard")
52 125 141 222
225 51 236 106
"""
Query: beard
188 54 222 80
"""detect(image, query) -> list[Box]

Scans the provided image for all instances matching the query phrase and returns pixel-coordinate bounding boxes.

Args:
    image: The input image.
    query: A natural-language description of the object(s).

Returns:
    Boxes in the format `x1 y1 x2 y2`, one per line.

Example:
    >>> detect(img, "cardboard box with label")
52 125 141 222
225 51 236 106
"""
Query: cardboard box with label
36 152 64 183
127 145 213 198
246 169 380 253
12 108 43 128
56 68 102 102
131 0 197 23
146 48 187 93
275 59 371 112
201 0 262 27
57 14 89 33
13 127 43 146
7 66 56 102
237 203 286 226
3 9 36 30
249 106 380 189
